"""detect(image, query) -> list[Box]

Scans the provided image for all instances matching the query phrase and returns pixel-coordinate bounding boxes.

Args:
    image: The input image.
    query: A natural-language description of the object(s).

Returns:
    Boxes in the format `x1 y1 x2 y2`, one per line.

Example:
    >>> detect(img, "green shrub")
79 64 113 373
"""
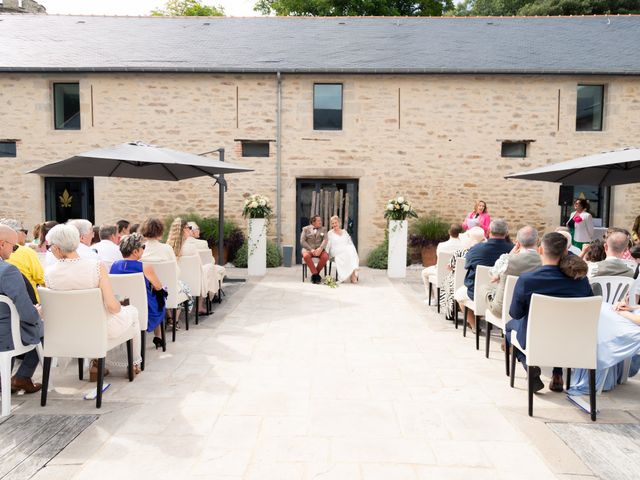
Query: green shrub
366 233 411 269
162 214 244 260
409 215 450 248
233 240 282 268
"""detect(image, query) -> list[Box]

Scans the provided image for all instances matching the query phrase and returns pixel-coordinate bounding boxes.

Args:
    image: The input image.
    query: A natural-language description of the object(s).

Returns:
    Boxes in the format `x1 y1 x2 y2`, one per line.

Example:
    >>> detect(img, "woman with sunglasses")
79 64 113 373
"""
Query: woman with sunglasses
110 233 166 349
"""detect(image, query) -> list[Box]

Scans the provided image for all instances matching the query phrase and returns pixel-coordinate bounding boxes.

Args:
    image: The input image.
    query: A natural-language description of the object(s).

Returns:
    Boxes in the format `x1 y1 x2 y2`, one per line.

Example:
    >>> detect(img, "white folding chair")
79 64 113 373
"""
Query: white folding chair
484 275 518 375
509 294 602 421
38 287 136 409
453 256 466 329
109 272 153 365
144 261 188 343
460 265 492 350
427 251 453 314
0 295 43 417
177 255 202 328
590 276 634 304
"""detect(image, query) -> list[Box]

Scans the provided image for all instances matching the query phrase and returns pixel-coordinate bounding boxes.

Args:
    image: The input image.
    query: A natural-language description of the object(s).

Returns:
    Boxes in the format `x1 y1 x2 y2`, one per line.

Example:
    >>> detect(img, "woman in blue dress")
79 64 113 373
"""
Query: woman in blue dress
110 233 166 349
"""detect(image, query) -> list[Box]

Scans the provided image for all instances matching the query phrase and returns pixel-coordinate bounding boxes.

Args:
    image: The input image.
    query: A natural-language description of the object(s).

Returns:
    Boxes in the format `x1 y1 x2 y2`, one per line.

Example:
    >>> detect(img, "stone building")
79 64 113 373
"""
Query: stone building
0 0 45 14
1 15 639 261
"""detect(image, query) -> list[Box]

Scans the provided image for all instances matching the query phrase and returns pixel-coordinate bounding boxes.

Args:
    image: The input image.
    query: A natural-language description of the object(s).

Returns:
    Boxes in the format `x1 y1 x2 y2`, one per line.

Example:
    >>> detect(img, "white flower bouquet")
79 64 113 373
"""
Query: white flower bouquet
242 194 272 219
384 196 418 221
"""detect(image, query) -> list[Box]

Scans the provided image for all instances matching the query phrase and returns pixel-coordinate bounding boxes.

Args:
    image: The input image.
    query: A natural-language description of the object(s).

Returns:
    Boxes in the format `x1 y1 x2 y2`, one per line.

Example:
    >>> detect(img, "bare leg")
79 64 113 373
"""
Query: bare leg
466 309 476 330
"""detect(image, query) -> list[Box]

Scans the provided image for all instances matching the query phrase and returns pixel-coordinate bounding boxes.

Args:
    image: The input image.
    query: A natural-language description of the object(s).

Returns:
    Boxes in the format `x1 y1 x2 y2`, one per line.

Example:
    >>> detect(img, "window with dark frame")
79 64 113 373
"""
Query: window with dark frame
313 84 343 130
53 83 81 130
0 141 17 157
576 84 604 132
501 142 527 158
241 141 270 158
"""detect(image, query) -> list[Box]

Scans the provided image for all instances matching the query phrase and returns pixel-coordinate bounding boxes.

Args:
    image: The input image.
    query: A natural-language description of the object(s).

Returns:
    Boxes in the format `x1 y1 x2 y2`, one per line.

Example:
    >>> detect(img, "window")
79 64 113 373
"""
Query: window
0 141 16 157
576 85 604 131
501 142 527 158
53 83 80 130
241 141 270 157
313 84 342 130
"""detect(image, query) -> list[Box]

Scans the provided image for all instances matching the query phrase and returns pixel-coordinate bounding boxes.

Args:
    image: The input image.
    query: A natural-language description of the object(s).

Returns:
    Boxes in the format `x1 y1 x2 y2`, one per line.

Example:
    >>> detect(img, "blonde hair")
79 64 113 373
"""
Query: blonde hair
330 215 341 227
166 217 187 257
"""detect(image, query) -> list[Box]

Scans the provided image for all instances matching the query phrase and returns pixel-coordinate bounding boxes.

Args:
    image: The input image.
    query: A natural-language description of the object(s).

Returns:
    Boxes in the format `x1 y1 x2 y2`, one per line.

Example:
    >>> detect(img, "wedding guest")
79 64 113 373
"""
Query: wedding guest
186 220 226 292
110 233 166 350
93 224 124 267
327 215 359 283
421 224 463 303
130 223 139 234
45 224 141 379
555 227 582 256
506 232 593 393
588 231 636 283
632 215 640 245
0 225 43 394
582 238 606 263
29 223 42 249
566 198 594 249
116 219 131 242
91 226 100 246
462 200 491 237
36 221 57 253
300 215 329 284
0 218 44 301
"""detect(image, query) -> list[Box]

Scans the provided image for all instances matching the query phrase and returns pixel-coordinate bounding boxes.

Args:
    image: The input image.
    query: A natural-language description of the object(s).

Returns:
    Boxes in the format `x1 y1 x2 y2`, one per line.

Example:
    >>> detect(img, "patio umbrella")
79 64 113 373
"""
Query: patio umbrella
504 147 640 186
30 141 253 263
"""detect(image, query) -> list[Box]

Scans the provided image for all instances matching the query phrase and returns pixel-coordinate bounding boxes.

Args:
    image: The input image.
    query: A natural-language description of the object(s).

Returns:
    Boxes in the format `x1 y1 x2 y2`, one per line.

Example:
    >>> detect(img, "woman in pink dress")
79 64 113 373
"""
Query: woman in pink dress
462 200 491 237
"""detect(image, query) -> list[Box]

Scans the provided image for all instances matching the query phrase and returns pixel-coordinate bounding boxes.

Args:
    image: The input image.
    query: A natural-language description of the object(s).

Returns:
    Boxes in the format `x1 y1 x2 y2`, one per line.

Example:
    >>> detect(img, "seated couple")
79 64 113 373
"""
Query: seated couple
301 215 359 284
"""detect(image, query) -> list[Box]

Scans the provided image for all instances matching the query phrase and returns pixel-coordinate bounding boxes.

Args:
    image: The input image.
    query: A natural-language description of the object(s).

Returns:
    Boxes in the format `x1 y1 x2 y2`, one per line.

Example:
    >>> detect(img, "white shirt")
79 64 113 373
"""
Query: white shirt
93 240 123 264
436 237 464 256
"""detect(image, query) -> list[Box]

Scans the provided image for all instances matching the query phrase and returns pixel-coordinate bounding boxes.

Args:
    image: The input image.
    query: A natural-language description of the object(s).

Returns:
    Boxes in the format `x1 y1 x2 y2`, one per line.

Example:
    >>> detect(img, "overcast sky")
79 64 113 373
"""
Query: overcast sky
40 0 260 16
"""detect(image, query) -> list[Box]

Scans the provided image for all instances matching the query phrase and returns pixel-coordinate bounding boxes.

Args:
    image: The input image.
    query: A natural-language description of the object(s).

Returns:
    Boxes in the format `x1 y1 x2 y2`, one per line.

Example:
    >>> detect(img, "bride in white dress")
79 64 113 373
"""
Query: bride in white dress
327 215 359 283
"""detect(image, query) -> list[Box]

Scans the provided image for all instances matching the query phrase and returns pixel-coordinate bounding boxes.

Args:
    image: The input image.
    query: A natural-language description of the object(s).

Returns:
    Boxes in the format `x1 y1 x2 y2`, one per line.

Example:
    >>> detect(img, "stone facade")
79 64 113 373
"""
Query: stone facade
0 0 46 14
1 72 639 261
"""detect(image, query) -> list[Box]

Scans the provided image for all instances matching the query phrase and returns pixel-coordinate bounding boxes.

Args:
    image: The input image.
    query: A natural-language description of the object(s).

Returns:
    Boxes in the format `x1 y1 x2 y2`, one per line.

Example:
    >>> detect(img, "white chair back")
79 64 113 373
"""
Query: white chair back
527 294 601 369
198 249 214 266
501 275 519 322
590 276 634 304
0 294 30 355
436 252 453 286
453 256 466 292
38 287 109 358
177 255 202 298
109 273 148 331
37 252 47 266
472 265 492 313
144 261 181 309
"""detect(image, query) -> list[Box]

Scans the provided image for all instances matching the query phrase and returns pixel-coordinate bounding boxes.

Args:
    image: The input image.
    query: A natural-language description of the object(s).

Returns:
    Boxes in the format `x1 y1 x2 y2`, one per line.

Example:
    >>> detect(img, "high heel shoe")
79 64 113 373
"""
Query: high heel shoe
152 337 165 350
89 359 110 382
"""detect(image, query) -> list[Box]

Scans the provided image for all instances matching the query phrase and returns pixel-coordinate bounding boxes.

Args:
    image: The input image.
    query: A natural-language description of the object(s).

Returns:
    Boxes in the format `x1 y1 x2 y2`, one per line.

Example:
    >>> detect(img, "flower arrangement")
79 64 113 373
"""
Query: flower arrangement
323 276 338 288
384 196 418 221
242 194 272 219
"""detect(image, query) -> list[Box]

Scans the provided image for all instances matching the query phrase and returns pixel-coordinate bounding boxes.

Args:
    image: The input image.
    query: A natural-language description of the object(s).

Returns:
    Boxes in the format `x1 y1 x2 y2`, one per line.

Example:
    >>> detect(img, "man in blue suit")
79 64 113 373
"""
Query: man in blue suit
0 225 43 394
506 232 593 393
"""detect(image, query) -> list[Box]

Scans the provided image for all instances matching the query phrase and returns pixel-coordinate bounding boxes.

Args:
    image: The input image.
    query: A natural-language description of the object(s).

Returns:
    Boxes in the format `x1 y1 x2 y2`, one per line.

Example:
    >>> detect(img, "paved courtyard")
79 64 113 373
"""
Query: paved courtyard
7 267 640 479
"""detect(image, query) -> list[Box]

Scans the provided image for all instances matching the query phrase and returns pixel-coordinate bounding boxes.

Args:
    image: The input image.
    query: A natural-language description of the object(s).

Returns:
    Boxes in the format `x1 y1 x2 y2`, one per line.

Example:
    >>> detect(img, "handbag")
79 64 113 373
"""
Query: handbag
153 287 168 310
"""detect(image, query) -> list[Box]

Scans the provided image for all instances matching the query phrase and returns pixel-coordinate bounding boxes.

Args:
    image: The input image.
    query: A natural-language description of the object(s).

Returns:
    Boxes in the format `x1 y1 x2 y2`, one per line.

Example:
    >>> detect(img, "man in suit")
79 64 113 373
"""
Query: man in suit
300 215 328 284
588 231 635 282
486 225 541 317
506 232 593 393
0 225 43 394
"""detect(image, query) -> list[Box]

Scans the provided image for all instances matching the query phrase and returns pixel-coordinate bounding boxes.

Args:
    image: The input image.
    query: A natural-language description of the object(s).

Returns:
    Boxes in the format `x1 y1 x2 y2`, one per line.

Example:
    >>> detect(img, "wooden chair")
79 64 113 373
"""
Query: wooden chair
484 275 518 375
509 294 601 420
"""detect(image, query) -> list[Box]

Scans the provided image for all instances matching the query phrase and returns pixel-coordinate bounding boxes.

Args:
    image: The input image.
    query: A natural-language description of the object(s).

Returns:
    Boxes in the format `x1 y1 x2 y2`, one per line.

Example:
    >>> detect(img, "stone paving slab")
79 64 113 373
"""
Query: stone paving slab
8 266 640 479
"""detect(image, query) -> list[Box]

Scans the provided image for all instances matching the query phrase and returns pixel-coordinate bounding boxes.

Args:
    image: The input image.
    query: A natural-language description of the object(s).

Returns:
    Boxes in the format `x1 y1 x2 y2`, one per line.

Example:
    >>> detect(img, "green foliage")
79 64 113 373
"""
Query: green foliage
233 240 282 268
454 0 640 16
152 0 224 16
255 0 454 16
409 215 449 249
366 234 411 269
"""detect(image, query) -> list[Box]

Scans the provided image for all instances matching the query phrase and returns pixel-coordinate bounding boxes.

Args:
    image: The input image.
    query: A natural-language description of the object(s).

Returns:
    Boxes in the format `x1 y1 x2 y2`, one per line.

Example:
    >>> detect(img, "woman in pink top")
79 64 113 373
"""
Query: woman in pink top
462 200 491 237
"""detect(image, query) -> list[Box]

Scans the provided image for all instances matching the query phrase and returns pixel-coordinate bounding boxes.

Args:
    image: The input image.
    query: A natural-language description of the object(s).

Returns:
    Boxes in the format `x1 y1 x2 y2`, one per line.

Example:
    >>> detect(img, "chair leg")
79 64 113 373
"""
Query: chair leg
510 346 517 388
475 316 480 350
485 323 491 358
40 357 52 407
78 358 84 380
436 287 441 314
140 331 146 371
589 369 597 421
172 308 177 342
454 301 459 329
184 302 189 331
195 297 200 325
566 367 571 391
1 358 12 417
504 336 510 377
160 319 167 352
96 358 104 409
428 283 432 306
302 263 306 282
527 365 534 417
463 306 468 337
126 340 134 382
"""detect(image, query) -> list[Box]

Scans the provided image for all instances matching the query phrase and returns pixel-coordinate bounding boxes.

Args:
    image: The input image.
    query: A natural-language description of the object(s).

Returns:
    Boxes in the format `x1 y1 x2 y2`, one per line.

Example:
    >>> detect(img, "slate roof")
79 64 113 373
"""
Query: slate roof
1 14 640 74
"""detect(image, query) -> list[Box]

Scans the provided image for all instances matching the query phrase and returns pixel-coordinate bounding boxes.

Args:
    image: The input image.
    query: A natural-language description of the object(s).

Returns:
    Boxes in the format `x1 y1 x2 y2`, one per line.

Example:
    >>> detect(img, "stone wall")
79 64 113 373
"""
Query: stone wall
0 72 639 261
0 0 46 14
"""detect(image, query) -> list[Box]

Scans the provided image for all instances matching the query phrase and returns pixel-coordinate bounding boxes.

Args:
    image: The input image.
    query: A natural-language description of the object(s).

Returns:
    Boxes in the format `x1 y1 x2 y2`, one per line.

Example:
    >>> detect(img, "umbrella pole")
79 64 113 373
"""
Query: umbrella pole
218 150 225 265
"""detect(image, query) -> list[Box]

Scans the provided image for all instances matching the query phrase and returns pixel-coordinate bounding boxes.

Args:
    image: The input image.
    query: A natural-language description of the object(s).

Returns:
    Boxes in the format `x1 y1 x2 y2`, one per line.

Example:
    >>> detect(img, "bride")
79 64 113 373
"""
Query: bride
327 215 360 283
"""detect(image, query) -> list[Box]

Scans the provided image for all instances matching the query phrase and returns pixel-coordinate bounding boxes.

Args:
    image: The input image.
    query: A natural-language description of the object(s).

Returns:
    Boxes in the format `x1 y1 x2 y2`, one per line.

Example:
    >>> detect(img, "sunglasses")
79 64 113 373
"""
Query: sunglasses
20 229 28 235
3 240 19 253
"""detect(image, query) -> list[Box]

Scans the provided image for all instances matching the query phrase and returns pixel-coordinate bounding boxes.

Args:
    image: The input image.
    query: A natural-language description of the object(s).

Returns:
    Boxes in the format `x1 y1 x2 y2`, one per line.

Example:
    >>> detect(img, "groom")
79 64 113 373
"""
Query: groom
300 215 329 284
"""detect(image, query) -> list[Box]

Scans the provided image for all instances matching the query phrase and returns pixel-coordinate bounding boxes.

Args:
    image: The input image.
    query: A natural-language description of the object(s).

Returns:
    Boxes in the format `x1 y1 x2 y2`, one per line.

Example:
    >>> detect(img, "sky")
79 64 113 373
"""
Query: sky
40 0 260 16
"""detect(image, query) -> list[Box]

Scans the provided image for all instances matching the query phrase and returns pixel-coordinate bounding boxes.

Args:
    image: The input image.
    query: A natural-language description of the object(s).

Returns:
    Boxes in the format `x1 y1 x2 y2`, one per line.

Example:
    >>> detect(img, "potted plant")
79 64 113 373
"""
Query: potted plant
409 215 450 267
384 196 417 278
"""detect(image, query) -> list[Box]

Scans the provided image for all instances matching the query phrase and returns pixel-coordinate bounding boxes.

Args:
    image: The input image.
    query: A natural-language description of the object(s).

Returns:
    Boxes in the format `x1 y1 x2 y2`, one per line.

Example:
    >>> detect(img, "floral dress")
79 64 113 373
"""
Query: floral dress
439 248 469 320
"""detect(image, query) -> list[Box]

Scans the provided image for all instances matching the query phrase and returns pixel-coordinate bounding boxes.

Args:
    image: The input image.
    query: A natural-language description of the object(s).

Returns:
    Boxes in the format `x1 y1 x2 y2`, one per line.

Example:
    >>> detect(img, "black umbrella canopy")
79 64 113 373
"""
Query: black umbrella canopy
505 147 640 187
29 142 252 179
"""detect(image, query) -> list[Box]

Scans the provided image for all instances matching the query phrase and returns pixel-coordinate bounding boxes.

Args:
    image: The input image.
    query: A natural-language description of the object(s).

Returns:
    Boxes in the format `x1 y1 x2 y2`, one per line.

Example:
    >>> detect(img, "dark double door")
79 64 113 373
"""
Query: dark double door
44 177 94 224
295 179 358 263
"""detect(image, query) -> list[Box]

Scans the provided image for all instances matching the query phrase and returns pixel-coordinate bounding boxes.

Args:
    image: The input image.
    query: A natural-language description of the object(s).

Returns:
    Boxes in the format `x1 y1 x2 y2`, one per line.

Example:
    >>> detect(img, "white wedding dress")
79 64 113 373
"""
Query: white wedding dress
327 229 359 283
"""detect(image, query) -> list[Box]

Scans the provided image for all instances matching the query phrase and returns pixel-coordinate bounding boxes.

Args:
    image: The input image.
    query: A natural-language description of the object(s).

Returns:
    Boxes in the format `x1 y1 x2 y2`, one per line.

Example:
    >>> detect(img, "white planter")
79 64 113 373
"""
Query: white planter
387 219 408 278
247 218 267 277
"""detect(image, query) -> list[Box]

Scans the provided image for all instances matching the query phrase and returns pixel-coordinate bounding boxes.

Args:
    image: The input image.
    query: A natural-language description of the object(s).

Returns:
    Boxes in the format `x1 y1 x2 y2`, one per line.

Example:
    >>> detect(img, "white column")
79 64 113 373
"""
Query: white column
247 218 267 277
387 219 408 278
